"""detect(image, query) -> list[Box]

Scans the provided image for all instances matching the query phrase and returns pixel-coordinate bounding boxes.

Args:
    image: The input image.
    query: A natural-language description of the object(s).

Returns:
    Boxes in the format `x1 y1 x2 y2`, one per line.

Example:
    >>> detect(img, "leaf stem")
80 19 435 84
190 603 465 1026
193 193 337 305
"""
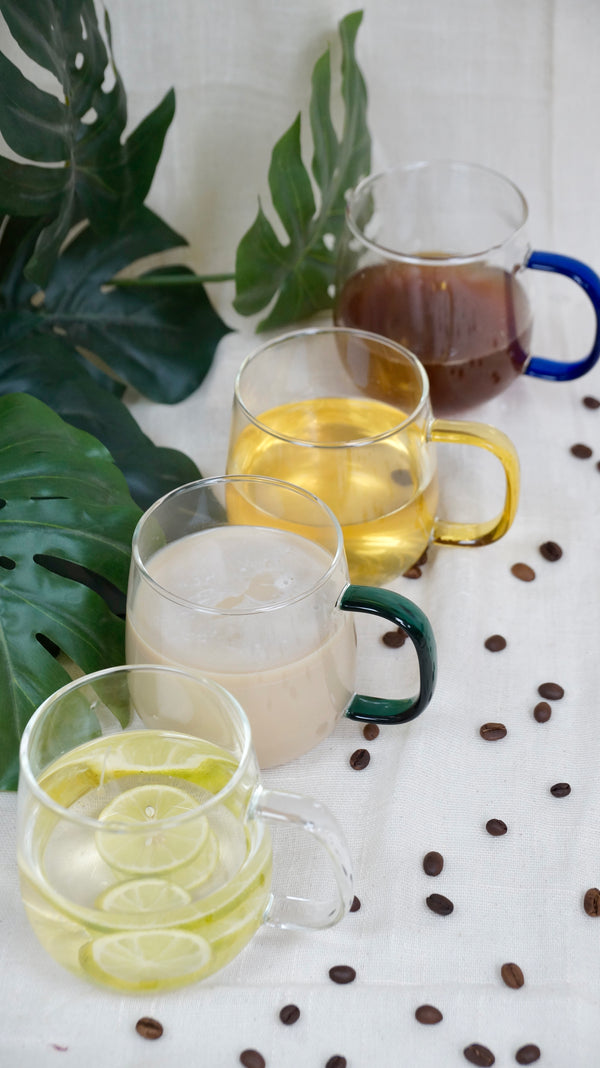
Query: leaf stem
109 272 235 287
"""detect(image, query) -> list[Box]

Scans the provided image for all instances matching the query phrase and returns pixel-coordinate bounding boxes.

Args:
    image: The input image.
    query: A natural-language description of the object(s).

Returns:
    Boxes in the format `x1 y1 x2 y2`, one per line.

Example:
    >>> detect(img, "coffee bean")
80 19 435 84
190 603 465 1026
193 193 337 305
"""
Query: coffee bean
484 634 506 652
501 962 525 988
279 1004 300 1025
328 964 356 984
583 887 600 916
486 819 507 837
349 747 370 770
415 1004 443 1024
382 628 406 648
571 443 593 458
349 895 361 912
463 1043 495 1066
363 723 380 741
538 682 564 700
415 550 428 566
423 850 444 876
480 722 507 741
511 562 536 582
583 395 600 409
515 1045 541 1064
325 1057 347 1068
539 540 562 561
240 1052 266 1068
426 893 454 916
403 565 422 579
550 782 571 797
533 701 551 723
135 1018 163 1041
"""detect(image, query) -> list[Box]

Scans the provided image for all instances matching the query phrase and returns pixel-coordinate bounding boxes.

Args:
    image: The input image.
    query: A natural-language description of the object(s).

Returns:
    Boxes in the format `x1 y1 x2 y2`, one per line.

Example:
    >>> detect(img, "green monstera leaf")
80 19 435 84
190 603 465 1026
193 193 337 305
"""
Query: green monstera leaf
0 392 142 790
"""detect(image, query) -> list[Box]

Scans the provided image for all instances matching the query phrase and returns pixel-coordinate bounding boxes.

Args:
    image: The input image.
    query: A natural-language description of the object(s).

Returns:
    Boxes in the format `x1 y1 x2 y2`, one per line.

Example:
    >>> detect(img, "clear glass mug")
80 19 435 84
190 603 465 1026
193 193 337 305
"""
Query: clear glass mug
126 476 436 767
17 664 355 993
226 328 520 586
334 160 600 415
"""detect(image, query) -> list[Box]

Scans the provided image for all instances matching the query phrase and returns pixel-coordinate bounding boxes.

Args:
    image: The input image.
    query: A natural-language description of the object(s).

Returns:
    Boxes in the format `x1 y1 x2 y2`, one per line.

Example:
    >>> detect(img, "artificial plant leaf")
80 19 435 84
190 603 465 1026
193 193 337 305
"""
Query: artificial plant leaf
233 9 370 330
0 0 174 285
0 328 202 509
0 392 142 790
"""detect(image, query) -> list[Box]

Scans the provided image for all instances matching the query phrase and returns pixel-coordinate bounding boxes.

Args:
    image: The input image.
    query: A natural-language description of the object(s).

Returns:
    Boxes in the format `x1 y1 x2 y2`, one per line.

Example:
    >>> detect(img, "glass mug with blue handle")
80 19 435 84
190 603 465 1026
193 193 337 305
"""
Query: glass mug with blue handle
335 160 600 415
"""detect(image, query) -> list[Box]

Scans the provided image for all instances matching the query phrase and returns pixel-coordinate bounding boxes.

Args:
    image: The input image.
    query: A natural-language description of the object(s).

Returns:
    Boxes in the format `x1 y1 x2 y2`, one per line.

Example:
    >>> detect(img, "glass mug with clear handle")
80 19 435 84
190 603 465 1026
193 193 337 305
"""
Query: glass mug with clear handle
126 475 437 767
226 328 520 587
334 160 600 415
17 664 356 993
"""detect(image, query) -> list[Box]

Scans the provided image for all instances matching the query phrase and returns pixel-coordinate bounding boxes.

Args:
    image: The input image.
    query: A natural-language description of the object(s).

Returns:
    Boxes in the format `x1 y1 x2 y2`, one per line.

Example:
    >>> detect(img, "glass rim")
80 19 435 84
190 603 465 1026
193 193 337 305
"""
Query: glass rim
131 474 348 615
18 664 254 830
234 326 431 440
344 159 530 264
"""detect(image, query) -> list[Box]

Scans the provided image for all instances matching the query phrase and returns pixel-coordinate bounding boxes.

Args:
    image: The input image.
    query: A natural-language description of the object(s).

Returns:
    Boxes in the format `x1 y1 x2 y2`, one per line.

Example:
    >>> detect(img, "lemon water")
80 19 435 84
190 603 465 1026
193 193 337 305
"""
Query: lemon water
19 730 272 992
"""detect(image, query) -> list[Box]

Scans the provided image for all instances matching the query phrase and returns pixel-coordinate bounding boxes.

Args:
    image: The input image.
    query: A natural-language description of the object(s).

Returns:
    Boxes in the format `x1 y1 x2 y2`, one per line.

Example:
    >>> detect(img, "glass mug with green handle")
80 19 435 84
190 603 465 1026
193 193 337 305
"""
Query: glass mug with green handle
17 664 355 993
126 476 436 767
226 328 520 586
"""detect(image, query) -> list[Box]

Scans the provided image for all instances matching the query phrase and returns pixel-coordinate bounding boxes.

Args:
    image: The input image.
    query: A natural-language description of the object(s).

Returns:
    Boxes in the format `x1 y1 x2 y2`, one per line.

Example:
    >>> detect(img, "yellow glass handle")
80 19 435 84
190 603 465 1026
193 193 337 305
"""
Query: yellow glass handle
429 419 520 546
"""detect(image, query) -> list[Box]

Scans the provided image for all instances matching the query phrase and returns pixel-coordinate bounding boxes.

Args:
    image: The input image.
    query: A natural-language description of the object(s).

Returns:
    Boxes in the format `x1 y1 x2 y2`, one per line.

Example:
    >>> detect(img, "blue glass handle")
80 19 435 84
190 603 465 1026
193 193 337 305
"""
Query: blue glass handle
525 250 600 380
339 584 437 725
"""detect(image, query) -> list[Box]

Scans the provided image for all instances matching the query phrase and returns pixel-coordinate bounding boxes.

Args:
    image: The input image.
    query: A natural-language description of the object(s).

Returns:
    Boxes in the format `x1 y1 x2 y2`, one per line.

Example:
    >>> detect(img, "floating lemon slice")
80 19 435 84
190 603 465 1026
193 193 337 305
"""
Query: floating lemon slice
79 928 212 991
96 784 209 875
171 829 221 890
102 733 204 774
96 877 192 914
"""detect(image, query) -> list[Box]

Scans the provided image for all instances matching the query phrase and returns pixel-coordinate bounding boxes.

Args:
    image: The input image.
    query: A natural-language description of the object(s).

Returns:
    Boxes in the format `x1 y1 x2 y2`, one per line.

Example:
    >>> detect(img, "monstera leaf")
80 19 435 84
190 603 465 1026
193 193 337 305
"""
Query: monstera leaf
0 393 142 790
233 10 371 330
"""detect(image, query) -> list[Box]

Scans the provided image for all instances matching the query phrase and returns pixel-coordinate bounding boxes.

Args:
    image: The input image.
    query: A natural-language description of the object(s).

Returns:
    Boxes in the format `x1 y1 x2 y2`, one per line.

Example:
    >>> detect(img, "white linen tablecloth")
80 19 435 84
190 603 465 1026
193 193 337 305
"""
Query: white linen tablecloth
1 1 600 1065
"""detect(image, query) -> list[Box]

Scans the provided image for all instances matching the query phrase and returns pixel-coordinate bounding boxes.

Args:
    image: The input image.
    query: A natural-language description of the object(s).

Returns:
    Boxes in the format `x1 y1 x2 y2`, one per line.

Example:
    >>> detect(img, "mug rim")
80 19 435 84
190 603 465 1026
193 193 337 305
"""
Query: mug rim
131 474 348 615
19 664 255 829
234 326 431 440
344 159 530 263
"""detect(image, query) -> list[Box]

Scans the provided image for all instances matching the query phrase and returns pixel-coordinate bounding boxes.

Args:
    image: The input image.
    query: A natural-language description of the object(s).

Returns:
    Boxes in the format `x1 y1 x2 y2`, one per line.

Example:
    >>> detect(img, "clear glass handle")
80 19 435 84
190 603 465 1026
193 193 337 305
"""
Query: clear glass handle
249 785 355 929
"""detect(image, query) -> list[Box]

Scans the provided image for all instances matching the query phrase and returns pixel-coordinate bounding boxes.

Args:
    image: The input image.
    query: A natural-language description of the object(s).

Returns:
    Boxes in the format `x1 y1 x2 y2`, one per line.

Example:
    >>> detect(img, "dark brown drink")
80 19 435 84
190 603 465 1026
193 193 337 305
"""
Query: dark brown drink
335 260 533 414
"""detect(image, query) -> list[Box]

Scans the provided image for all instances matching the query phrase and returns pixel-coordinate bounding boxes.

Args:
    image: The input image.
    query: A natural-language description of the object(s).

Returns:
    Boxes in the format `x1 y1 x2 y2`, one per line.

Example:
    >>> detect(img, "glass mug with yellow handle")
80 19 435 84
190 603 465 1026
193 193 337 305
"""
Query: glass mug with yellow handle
17 665 355 993
226 327 520 587
126 476 436 768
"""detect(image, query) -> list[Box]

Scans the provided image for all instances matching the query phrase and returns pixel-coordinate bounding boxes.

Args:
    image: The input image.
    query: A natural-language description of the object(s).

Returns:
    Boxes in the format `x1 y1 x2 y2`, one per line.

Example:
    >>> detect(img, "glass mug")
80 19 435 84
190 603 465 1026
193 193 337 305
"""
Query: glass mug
226 328 520 586
17 664 355 993
126 476 436 767
334 160 600 415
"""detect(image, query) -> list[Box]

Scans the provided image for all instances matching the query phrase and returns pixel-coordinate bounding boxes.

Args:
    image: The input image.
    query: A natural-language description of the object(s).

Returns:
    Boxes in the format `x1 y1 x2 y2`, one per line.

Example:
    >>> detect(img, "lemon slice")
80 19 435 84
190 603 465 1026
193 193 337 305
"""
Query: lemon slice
103 733 204 774
79 929 212 991
171 829 220 890
96 877 192 913
96 784 209 875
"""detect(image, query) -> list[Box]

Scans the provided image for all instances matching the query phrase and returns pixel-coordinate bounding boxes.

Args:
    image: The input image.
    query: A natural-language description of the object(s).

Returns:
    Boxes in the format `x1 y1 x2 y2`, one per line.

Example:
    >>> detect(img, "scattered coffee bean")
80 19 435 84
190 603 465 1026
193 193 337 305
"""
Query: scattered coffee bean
463 1043 495 1066
571 443 593 458
415 1004 443 1024
486 819 508 837
533 701 551 723
240 1051 266 1068
501 962 525 988
328 964 356 984
349 895 361 912
382 628 406 648
480 722 507 741
349 747 370 770
515 1044 541 1064
537 682 564 700
539 540 562 561
511 562 536 582
583 887 600 916
325 1057 347 1068
423 850 444 876
583 395 600 409
426 893 454 916
484 634 507 652
363 722 380 741
415 550 428 566
403 565 422 579
279 1004 300 1025
550 782 571 797
135 1018 163 1041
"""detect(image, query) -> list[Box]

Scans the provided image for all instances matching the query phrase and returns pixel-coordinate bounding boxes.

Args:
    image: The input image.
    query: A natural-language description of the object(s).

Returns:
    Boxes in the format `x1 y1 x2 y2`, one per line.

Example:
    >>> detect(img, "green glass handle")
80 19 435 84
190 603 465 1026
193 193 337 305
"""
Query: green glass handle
339 585 437 724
